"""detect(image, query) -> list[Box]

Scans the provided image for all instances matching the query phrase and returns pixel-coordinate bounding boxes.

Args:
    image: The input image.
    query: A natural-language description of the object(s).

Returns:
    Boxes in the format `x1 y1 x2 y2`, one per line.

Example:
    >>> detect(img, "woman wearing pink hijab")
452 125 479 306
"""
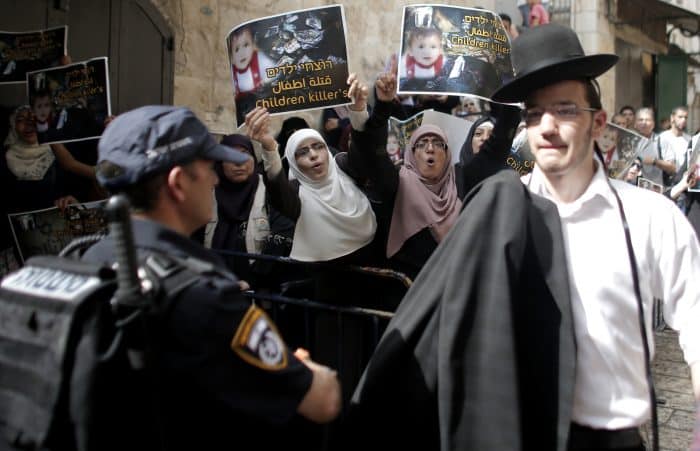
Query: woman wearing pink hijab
344 73 461 279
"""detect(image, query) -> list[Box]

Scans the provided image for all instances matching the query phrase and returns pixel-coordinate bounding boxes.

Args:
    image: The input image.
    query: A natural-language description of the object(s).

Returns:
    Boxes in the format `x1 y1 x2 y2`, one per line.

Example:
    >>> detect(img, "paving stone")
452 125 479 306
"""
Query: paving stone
666 409 697 431
651 329 696 450
653 360 691 379
655 375 694 394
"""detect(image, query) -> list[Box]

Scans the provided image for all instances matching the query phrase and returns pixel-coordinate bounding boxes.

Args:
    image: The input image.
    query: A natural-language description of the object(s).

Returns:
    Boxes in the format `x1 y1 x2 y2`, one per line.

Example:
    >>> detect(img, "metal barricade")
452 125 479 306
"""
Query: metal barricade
212 250 412 450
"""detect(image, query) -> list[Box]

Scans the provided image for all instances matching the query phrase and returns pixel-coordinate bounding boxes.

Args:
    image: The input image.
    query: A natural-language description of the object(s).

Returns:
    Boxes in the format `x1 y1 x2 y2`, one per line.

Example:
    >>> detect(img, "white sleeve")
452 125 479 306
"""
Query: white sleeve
260 146 283 178
657 202 700 365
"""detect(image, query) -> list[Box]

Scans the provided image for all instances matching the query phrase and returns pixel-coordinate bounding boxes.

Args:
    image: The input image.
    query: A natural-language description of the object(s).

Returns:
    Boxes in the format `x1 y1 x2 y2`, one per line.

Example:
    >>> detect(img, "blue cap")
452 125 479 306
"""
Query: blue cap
96 105 250 190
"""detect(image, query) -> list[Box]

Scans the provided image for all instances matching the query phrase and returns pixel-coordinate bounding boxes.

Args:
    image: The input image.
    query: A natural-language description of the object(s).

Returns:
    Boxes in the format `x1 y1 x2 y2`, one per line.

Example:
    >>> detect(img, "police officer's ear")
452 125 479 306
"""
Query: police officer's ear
166 165 188 203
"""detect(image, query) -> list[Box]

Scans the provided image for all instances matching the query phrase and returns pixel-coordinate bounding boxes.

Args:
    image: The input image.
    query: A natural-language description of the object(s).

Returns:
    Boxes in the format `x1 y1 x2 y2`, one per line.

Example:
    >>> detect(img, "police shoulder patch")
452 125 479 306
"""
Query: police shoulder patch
231 305 288 371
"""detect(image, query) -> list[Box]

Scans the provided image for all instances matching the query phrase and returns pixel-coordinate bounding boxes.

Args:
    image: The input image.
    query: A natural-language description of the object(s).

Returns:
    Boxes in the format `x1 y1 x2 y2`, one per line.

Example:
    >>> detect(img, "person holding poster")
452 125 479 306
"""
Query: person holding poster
1 105 79 214
244 105 377 265
343 70 497 280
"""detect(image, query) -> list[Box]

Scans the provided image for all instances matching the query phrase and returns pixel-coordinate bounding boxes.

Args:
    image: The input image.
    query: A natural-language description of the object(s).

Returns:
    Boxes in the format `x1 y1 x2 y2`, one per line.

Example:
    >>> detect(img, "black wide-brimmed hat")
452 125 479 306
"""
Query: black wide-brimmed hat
491 24 618 103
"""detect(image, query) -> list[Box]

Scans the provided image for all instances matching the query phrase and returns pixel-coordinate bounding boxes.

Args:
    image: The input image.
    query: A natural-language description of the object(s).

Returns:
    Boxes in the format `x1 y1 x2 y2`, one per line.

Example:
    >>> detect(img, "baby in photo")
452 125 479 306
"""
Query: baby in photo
400 27 445 80
229 26 276 97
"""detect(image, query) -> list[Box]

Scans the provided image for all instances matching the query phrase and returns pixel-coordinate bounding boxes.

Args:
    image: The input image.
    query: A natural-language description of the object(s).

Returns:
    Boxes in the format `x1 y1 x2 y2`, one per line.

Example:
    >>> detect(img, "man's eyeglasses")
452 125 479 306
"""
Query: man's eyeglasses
522 103 599 126
414 138 447 151
295 141 326 157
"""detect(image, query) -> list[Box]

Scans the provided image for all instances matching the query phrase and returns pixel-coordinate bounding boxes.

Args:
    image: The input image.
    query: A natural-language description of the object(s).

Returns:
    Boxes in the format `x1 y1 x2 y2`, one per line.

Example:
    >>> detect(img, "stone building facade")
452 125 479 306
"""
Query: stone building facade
149 0 495 134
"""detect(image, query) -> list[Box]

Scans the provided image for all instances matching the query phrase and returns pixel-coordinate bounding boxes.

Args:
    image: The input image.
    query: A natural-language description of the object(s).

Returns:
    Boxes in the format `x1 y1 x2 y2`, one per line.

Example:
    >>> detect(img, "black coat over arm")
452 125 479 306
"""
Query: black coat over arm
347 170 576 451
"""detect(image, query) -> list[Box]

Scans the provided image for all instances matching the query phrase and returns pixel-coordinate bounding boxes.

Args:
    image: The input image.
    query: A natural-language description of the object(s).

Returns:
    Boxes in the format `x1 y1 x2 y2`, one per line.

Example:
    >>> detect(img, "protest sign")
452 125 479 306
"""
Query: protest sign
388 110 426 165
637 177 664 194
227 5 351 126
508 128 536 176
8 200 107 263
397 5 514 99
0 26 67 84
595 123 646 179
26 57 111 145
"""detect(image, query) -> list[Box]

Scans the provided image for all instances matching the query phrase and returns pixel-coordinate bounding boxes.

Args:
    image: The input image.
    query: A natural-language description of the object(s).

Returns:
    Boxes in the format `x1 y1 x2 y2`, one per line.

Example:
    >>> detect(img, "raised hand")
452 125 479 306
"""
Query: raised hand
375 54 398 103
347 73 369 112
244 107 277 152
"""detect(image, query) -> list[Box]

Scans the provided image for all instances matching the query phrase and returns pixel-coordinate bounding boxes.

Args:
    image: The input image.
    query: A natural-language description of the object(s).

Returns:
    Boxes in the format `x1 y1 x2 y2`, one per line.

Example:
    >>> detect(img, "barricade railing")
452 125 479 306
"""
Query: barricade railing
212 250 412 450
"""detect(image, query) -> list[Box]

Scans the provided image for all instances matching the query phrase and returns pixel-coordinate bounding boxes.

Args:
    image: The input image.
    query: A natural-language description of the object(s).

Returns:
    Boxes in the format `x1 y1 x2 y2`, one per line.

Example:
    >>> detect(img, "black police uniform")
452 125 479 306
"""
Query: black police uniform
81 217 313 450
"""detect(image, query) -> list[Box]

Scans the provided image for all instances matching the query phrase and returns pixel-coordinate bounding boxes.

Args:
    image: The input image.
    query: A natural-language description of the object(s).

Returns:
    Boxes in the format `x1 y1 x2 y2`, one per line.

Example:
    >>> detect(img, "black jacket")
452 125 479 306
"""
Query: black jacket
347 170 576 451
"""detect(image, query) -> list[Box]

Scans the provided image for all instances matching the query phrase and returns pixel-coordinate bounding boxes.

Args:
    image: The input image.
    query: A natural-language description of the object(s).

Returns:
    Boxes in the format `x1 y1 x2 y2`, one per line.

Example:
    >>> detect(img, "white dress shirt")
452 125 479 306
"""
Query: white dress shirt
659 129 691 168
525 161 700 429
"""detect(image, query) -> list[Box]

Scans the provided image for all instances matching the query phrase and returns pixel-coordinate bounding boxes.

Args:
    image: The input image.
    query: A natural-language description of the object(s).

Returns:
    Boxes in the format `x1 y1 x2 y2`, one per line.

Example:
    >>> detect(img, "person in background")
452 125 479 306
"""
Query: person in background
499 13 520 40
611 113 627 128
275 116 310 173
204 133 295 289
455 115 495 197
619 105 636 129
528 0 550 27
321 107 351 151
1 105 78 213
635 106 676 187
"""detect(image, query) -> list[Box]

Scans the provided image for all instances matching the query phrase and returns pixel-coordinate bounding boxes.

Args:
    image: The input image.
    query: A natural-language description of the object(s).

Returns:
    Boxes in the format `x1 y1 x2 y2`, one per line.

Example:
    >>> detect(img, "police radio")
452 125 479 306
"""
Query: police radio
0 195 159 451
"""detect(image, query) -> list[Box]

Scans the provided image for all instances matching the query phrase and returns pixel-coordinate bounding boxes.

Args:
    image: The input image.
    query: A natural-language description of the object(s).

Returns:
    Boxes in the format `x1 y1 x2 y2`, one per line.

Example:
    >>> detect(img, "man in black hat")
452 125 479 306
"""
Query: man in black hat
81 105 341 450
491 23 700 451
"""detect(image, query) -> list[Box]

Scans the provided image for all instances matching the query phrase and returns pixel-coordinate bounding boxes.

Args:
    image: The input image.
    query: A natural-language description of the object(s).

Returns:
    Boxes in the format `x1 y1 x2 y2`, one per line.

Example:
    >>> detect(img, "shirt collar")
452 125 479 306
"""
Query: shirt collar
527 157 616 218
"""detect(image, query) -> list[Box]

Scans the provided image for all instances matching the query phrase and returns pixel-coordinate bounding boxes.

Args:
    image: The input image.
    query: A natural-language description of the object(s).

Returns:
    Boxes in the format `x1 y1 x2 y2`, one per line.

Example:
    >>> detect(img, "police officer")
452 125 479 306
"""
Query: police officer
82 105 341 450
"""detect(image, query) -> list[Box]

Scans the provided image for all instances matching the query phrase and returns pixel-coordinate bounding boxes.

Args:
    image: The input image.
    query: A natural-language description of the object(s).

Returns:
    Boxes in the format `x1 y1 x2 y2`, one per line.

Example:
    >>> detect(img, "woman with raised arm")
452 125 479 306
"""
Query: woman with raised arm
244 88 377 266
345 56 520 279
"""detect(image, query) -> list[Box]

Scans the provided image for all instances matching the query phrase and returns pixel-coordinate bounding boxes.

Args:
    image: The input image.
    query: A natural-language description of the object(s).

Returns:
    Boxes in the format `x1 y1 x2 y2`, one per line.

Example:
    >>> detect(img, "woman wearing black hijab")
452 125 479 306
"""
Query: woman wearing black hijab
454 103 521 199
205 134 296 288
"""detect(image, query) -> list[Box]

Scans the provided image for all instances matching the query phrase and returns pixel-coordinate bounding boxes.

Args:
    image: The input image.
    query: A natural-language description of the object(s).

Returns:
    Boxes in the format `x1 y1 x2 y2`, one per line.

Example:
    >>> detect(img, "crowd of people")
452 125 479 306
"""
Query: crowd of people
0 13 699 451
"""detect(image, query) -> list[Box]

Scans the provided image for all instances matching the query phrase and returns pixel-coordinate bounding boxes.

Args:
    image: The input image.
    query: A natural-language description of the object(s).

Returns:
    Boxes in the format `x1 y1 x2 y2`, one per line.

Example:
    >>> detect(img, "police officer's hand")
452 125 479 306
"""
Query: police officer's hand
347 73 368 112
375 54 398 103
237 280 251 291
245 107 277 152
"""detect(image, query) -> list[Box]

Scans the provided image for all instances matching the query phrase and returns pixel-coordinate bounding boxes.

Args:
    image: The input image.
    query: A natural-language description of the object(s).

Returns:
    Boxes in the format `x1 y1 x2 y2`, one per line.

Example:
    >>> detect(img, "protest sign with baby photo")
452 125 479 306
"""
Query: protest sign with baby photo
397 5 515 100
227 5 351 126
26 57 112 145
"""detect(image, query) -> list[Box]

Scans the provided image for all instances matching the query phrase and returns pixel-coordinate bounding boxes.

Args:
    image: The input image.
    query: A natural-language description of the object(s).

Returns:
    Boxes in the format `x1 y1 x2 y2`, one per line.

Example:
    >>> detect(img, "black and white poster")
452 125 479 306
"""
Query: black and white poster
0 26 67 84
26 57 111 145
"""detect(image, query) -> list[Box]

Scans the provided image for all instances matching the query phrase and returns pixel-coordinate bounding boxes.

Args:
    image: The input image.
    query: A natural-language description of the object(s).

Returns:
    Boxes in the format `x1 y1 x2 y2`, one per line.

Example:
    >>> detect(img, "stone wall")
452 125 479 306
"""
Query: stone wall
149 0 495 135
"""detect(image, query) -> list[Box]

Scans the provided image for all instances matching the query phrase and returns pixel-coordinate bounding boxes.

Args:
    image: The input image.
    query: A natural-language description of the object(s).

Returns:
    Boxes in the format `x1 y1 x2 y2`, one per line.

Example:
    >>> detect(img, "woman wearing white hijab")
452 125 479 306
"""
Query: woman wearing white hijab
1 105 82 212
245 106 377 263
